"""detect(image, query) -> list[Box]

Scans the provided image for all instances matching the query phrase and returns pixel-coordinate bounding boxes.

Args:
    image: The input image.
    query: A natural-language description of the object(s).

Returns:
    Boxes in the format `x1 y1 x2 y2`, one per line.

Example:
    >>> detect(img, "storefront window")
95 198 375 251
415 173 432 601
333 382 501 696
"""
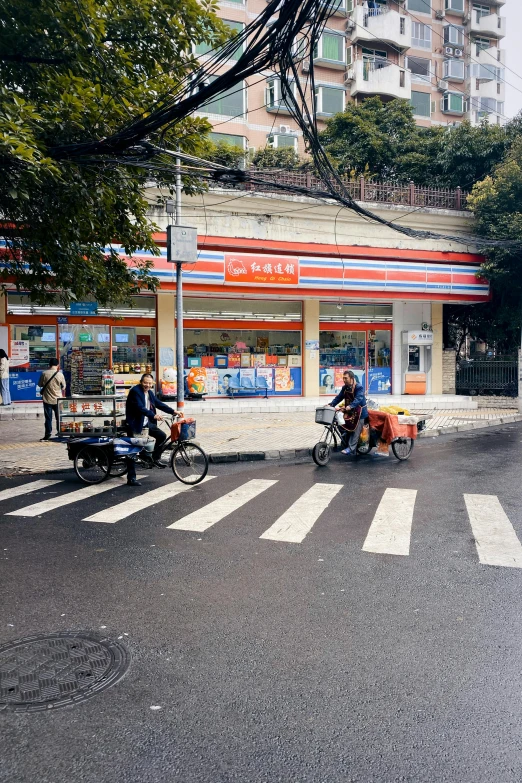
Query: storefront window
59 325 110 395
319 331 366 393
112 327 156 372
367 330 392 395
11 325 57 371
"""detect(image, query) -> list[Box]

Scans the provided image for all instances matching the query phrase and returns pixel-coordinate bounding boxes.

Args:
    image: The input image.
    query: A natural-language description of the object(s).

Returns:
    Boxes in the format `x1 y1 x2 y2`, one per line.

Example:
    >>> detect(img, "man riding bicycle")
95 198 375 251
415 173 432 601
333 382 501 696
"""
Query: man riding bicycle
329 370 368 456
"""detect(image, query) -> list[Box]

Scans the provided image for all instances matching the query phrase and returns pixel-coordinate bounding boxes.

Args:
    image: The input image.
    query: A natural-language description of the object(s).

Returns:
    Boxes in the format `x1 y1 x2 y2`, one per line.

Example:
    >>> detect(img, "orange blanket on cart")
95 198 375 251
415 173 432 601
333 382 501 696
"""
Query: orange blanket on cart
368 411 418 444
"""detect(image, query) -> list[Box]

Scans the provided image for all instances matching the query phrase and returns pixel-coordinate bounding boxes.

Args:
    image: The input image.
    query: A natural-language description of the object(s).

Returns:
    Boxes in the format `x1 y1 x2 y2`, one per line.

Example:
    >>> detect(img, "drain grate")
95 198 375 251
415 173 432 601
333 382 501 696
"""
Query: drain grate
0 632 130 713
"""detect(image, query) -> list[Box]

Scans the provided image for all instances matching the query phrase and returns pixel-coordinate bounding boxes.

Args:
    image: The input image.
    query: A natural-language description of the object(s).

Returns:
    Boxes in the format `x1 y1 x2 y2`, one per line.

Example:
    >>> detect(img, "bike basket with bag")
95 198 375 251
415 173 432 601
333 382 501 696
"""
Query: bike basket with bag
171 417 197 442
315 407 336 425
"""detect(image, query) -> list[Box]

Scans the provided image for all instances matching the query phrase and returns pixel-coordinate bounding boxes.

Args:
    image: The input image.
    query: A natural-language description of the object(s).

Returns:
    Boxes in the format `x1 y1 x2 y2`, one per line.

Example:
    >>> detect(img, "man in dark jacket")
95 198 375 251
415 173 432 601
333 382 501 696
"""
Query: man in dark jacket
125 373 178 486
329 370 368 456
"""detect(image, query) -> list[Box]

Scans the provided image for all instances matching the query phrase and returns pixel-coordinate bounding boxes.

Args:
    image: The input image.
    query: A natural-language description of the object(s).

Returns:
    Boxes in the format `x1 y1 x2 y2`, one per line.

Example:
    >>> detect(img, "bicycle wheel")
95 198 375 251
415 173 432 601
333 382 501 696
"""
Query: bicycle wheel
109 458 128 477
391 438 414 461
74 446 110 484
312 441 331 466
171 442 209 485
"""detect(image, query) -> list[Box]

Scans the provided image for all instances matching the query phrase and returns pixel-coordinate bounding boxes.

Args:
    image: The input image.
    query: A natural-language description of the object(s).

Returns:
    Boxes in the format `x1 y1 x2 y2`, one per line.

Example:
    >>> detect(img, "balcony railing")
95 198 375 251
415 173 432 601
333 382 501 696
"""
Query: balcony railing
212 172 469 211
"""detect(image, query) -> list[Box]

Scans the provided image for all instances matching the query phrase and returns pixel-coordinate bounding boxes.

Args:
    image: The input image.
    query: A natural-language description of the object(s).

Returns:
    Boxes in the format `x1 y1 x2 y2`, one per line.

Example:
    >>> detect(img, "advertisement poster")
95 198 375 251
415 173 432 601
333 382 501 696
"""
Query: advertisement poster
334 368 347 390
9 372 42 402
256 367 273 390
320 369 335 394
275 367 292 392
10 340 30 367
252 354 266 368
218 371 236 395
368 367 392 394
205 368 219 395
228 354 241 368
225 254 299 286
239 368 256 387
305 339 319 351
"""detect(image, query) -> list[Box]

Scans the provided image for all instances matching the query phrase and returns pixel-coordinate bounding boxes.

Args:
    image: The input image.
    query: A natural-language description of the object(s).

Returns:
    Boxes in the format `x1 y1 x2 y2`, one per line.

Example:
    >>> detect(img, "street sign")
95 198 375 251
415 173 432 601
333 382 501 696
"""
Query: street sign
70 301 98 316
166 225 197 264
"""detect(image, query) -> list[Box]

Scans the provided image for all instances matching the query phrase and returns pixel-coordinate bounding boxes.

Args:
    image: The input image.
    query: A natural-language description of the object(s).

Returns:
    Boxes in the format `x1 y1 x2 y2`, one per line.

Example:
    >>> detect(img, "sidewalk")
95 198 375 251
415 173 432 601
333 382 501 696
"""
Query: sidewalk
0 406 521 475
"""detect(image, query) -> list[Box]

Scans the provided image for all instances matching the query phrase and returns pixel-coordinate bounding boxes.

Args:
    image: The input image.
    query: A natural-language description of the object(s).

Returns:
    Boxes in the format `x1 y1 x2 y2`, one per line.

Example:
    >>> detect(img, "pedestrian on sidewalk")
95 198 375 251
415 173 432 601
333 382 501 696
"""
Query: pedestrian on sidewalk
38 358 66 441
124 373 179 487
0 349 11 406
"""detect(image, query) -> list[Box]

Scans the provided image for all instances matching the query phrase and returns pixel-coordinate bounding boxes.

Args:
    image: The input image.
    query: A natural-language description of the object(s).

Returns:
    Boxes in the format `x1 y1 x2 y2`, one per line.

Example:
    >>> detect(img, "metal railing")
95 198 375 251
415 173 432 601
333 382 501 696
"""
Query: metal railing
456 357 518 396
221 172 468 211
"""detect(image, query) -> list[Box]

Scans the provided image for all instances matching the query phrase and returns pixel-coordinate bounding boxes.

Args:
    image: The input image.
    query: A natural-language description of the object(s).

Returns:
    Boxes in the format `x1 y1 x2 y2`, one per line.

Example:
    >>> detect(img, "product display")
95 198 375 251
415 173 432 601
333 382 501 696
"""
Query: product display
68 348 108 395
58 395 126 437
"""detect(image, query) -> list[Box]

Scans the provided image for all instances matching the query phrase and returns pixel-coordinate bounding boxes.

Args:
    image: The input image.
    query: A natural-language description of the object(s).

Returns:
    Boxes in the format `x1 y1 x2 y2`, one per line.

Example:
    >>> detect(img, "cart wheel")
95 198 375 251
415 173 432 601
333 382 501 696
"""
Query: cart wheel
391 438 414 461
74 446 110 484
171 442 209 485
312 441 331 466
357 441 372 455
109 458 128 478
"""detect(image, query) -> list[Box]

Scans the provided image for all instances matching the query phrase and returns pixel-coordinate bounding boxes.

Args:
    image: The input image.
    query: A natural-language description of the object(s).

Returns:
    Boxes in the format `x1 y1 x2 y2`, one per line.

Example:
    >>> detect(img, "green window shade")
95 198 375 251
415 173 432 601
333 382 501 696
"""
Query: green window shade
408 0 430 11
321 87 344 114
209 133 245 148
450 93 463 112
201 78 245 117
410 90 431 117
277 134 297 148
321 33 344 62
195 20 243 59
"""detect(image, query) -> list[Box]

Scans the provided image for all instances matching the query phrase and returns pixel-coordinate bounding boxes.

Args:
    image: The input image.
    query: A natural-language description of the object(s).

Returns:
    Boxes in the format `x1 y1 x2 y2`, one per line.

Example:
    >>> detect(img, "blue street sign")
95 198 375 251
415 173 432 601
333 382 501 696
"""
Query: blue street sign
70 302 98 316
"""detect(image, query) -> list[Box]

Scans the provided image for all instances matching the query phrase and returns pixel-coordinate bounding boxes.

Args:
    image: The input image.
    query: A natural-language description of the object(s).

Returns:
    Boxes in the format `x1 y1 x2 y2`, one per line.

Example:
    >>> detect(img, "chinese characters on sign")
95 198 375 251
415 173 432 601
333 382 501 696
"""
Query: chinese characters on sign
10 340 30 367
406 331 434 344
225 254 299 286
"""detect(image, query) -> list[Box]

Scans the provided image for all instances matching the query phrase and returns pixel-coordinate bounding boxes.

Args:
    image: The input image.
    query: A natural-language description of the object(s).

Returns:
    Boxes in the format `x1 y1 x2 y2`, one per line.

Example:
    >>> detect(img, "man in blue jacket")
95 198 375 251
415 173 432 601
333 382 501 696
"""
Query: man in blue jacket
125 373 178 486
329 370 368 456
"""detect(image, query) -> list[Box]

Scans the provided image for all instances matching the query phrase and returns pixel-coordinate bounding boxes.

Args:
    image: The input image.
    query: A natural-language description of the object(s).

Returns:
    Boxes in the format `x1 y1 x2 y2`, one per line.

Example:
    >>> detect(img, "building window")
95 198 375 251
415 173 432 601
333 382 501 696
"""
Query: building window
475 36 491 55
410 90 431 117
266 79 297 113
444 59 465 80
412 22 432 49
195 20 243 60
443 25 464 47
473 3 492 22
445 0 464 12
267 133 298 149
470 63 504 81
314 86 345 115
407 56 432 84
313 31 346 65
200 77 245 117
442 92 466 113
209 132 246 148
408 0 430 12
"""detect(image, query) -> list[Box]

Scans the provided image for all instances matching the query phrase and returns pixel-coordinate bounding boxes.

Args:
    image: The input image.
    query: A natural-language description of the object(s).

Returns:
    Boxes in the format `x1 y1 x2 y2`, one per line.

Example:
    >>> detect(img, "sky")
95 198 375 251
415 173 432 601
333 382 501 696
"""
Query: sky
503 0 522 119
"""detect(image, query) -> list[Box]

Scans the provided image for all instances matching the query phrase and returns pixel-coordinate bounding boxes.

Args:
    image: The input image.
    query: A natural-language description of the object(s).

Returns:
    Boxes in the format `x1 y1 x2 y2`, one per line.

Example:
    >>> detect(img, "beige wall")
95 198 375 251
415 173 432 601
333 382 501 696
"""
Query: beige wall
303 299 320 397
156 292 176 381
431 301 443 395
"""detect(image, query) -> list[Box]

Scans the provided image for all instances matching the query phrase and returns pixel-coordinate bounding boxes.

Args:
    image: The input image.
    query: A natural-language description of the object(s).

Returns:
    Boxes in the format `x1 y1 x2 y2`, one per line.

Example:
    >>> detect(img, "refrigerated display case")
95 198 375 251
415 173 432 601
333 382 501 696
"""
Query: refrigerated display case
57 395 126 438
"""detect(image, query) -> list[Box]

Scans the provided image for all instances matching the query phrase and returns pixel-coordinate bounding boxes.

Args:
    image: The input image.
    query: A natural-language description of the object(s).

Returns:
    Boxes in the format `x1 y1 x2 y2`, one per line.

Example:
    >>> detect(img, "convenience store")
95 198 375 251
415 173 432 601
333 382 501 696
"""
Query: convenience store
0 234 489 402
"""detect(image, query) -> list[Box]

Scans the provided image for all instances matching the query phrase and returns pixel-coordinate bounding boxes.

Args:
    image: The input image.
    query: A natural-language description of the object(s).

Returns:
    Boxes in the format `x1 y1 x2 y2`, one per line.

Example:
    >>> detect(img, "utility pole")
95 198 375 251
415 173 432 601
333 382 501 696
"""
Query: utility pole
519 302 522 414
175 152 184 414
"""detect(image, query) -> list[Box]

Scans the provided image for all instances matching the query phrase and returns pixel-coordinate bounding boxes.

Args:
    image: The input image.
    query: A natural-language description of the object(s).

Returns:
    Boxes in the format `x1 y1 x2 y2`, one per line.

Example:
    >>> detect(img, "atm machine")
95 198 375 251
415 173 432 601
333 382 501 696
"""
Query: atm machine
402 330 433 394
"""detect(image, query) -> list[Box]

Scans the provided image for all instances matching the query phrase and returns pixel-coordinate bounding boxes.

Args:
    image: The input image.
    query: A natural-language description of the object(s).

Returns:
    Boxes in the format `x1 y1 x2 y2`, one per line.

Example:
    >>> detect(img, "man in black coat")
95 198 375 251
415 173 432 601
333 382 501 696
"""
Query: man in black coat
125 373 178 486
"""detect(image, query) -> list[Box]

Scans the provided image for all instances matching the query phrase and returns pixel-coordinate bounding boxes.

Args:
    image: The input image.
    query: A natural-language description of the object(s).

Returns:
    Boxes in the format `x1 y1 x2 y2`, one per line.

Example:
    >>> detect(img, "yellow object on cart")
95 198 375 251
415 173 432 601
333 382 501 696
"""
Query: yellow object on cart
379 405 411 416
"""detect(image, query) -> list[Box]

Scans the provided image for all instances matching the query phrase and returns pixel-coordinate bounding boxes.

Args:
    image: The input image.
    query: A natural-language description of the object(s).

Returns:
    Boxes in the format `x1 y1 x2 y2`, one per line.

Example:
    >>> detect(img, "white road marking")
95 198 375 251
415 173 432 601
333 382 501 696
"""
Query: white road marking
0 479 63 502
362 488 418 556
464 494 522 568
260 482 343 543
85 476 215 524
5 476 144 518
168 479 277 532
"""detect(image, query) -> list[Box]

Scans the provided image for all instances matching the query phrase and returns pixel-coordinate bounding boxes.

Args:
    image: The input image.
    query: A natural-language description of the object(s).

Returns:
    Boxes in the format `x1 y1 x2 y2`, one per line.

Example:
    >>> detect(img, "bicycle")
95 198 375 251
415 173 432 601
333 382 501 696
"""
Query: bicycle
312 406 424 466
68 415 208 485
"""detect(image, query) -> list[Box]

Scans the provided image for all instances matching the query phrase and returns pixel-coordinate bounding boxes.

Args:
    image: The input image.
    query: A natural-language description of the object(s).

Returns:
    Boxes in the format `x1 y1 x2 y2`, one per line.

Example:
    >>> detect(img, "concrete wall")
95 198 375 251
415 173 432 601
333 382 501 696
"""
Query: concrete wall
303 299 319 398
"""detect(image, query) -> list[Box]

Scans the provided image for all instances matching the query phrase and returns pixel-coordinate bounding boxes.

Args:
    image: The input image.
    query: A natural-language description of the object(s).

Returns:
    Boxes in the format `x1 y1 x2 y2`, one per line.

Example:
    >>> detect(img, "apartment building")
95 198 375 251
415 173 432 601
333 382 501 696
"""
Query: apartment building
197 0 506 155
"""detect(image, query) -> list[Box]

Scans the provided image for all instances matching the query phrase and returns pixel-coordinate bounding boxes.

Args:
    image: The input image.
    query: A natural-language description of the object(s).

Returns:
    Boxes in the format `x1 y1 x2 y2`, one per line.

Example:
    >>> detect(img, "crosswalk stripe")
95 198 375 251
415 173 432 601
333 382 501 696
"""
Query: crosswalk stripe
464 494 522 568
168 479 277 532
84 476 215 524
4 476 142 518
362 487 417 556
0 479 64 502
260 482 343 543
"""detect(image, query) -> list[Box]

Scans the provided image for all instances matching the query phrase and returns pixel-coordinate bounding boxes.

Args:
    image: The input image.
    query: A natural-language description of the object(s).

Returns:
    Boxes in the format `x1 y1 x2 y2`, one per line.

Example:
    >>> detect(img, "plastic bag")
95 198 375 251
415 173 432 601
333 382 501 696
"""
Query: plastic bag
379 405 411 416
358 423 370 447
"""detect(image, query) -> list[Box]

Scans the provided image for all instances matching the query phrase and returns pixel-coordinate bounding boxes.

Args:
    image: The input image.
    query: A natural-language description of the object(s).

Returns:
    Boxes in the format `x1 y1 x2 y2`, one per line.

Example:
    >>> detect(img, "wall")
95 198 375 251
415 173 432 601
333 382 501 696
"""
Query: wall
392 301 433 394
443 350 456 394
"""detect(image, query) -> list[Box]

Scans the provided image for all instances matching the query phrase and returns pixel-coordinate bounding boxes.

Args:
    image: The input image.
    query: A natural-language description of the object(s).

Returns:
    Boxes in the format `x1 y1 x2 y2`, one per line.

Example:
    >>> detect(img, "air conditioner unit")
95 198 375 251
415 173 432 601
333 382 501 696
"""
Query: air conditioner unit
444 46 454 55
454 48 463 57
438 79 449 91
279 124 290 134
344 68 354 83
435 10 445 20
302 61 310 73
345 18 355 31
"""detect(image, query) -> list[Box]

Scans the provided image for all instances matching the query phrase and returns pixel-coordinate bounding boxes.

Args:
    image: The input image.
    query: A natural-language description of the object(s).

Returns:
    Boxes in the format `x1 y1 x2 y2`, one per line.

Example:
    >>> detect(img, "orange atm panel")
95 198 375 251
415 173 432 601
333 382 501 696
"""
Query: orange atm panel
404 372 426 395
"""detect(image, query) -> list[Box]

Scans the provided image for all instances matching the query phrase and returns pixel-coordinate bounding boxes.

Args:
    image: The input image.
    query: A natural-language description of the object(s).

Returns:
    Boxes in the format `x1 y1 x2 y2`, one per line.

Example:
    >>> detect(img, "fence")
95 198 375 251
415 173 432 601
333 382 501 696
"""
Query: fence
456 357 518 396
219 172 467 211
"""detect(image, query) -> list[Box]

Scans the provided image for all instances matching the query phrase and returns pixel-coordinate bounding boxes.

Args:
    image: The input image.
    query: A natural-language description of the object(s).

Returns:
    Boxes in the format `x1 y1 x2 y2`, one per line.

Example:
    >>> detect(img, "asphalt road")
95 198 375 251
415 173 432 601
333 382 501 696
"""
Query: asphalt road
2 424 522 783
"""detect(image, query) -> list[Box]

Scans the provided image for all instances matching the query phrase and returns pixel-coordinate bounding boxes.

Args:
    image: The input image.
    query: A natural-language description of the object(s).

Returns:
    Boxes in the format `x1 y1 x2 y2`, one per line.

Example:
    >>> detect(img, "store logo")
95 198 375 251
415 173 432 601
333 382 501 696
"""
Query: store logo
227 258 247 277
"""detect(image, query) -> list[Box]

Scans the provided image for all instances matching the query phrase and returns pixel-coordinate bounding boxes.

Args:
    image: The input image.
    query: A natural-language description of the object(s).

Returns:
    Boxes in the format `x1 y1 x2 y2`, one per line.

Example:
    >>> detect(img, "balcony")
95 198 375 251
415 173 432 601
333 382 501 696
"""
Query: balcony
477 45 505 68
349 58 411 100
349 5 411 52
470 12 506 39
470 79 505 103
320 0 348 17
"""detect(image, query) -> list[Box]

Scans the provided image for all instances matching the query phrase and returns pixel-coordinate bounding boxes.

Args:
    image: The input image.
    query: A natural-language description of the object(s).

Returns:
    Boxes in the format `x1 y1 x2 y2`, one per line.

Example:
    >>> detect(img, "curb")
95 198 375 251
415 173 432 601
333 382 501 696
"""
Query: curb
1 416 522 475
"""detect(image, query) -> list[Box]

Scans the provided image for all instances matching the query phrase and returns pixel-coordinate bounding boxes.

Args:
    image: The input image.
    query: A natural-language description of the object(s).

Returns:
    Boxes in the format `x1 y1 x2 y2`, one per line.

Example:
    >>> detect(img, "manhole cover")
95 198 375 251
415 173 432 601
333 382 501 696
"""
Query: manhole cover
0 632 130 713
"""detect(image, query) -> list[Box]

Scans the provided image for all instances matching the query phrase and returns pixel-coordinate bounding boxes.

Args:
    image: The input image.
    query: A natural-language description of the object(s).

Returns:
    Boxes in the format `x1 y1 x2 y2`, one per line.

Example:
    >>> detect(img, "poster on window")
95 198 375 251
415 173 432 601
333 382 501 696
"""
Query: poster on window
205 368 219 395
10 340 30 367
256 367 273 390
239 368 256 388
275 367 292 392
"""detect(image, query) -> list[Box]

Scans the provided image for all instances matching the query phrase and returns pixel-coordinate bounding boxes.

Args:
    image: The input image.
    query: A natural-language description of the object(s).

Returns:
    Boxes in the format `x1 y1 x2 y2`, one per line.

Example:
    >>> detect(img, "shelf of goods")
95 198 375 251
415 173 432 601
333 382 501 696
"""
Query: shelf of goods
57 395 126 437
68 349 107 395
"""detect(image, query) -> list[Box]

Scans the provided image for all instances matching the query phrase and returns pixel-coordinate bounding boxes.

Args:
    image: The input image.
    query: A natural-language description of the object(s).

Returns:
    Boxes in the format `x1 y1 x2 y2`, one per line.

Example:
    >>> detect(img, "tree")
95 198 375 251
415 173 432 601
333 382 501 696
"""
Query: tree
0 0 228 305
251 146 302 170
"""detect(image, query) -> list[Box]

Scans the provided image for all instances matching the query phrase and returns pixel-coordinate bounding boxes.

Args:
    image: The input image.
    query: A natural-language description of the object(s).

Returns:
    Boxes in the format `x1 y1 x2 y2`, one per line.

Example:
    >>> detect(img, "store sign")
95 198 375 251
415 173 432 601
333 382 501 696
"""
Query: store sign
70 301 98 316
224 254 299 286
407 331 433 344
10 340 30 367
79 332 93 342
57 316 69 324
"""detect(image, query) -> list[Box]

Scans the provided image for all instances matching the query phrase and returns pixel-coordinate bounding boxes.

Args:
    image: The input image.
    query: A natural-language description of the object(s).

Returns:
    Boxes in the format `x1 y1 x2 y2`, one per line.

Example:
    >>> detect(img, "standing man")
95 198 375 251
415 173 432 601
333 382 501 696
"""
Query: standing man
329 370 368 456
125 373 179 487
38 358 66 441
